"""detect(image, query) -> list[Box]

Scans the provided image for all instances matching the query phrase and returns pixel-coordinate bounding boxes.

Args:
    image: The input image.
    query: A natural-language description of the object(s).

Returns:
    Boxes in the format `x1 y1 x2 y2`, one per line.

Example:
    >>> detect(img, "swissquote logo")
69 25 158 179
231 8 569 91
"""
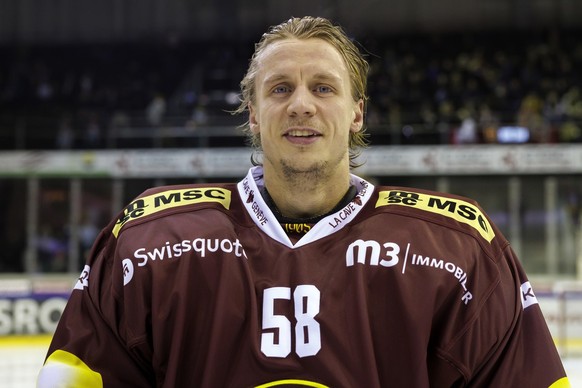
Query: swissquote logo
375 190 495 243
112 187 231 237
121 237 248 286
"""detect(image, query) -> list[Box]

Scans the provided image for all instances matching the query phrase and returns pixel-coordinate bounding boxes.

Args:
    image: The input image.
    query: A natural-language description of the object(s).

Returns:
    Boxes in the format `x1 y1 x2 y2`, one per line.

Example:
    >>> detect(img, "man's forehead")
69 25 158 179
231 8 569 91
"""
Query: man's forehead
256 38 348 81
259 38 343 61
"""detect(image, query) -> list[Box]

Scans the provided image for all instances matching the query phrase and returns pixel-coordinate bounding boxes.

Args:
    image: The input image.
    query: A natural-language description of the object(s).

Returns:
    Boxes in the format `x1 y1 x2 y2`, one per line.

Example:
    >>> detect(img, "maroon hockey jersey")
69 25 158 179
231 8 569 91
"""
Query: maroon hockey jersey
38 166 570 387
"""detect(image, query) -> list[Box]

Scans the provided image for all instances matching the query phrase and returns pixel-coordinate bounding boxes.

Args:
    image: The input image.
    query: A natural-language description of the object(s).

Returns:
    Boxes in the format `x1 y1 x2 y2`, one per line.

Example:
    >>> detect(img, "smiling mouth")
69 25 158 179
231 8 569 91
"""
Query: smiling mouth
284 128 321 138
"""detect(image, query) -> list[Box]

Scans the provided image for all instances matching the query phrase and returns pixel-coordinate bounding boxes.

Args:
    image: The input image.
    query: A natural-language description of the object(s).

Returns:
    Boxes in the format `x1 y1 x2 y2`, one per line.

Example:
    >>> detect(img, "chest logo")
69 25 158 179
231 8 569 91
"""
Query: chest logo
346 239 400 267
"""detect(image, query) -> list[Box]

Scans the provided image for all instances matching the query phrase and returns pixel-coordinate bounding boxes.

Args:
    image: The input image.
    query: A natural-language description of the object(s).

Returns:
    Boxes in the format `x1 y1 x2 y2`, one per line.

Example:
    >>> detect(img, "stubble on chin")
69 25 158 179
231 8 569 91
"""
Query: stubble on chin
280 158 330 185
275 144 350 185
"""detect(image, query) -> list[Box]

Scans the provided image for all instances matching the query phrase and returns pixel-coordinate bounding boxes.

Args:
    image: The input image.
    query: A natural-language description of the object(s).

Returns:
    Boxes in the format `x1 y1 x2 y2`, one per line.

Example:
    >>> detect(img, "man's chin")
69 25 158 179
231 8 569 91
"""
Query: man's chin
281 159 325 173
280 159 329 181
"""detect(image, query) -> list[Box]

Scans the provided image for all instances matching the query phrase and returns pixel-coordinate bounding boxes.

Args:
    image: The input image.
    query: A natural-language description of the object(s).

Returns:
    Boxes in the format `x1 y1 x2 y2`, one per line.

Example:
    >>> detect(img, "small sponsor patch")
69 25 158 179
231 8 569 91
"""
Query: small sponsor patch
73 265 91 291
520 281 538 309
122 259 134 286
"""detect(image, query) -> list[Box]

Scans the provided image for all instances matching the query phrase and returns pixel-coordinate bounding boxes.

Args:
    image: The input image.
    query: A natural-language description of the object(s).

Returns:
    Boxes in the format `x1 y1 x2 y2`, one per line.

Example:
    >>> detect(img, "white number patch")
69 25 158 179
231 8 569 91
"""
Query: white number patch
261 285 321 358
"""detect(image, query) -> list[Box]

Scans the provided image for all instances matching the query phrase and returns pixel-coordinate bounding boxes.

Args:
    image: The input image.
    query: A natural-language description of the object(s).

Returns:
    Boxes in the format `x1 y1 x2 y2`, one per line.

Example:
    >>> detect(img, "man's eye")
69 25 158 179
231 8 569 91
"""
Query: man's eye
273 86 290 94
315 85 333 93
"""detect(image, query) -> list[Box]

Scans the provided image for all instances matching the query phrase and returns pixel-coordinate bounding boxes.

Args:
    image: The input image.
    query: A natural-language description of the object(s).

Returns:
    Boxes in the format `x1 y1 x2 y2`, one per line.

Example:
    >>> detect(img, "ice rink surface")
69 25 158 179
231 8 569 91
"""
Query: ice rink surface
1 337 581 387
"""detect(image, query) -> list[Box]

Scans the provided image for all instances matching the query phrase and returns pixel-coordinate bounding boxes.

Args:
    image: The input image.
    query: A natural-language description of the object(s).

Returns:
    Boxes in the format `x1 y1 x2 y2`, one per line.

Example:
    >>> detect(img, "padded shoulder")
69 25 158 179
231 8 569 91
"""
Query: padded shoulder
112 184 236 237
374 187 496 243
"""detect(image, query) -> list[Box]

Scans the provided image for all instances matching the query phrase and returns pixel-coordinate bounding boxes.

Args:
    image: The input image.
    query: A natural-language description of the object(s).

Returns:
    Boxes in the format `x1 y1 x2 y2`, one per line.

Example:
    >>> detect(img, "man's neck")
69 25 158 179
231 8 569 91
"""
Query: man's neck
262 166 352 219
261 184 357 224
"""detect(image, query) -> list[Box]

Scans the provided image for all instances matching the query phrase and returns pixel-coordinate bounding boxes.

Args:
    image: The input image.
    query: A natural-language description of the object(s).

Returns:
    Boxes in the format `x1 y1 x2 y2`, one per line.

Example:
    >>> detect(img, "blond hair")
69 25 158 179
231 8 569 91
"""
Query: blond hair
234 16 370 168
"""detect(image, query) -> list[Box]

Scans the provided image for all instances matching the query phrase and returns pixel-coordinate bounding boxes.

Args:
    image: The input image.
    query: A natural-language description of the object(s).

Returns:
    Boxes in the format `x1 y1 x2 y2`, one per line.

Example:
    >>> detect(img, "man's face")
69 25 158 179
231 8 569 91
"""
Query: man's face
249 38 364 180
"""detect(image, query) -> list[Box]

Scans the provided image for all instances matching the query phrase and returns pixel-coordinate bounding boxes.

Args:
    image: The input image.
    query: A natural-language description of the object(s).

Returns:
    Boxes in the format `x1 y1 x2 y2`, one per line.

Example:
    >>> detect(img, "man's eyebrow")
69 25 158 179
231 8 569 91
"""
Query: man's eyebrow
312 72 343 83
262 72 343 85
262 73 288 85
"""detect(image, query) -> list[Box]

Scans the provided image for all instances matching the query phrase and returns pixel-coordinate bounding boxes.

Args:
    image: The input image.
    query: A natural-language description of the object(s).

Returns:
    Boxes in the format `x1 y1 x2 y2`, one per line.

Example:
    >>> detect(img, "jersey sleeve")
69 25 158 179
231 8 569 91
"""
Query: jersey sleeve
439 243 570 388
37 222 155 387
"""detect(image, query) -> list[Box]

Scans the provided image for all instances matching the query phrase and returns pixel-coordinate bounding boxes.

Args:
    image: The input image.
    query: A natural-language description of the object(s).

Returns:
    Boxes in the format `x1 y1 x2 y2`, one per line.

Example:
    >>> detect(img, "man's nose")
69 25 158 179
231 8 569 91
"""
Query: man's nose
287 87 316 117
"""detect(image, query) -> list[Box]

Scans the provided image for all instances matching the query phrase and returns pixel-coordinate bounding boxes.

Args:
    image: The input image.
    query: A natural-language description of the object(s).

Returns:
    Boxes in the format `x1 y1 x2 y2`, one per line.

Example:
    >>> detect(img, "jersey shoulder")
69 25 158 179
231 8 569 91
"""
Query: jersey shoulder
372 185 502 247
112 182 238 238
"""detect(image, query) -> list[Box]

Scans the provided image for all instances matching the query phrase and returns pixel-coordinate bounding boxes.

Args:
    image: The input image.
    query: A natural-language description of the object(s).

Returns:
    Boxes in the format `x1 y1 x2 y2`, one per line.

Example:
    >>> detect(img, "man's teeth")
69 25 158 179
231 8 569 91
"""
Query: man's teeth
288 130 314 137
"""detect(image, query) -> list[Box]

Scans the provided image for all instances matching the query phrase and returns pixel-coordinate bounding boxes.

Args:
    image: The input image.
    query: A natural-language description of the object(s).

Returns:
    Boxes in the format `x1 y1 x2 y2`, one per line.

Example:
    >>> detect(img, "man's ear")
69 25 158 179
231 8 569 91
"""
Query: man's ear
249 104 260 134
350 99 364 133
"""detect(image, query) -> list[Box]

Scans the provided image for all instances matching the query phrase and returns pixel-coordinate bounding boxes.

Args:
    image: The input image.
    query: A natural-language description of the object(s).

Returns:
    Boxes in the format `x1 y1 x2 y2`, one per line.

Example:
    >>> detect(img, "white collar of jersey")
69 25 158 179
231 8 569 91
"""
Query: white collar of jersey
237 166 375 248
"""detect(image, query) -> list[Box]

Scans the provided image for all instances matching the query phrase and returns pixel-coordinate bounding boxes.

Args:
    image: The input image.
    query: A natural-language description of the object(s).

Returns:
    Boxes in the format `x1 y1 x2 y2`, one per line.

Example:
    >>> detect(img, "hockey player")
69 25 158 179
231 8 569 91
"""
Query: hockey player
38 16 570 387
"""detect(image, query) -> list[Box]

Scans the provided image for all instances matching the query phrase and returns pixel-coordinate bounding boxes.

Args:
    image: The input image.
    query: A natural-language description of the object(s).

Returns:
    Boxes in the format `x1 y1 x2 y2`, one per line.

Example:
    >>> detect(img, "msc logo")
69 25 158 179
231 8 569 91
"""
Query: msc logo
376 190 495 243
346 239 400 267
112 187 231 237
384 191 422 206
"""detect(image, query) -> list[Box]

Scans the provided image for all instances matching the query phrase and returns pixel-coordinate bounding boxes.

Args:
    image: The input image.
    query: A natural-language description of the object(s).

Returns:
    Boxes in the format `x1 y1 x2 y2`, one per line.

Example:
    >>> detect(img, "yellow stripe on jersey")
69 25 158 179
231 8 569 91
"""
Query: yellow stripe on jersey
37 349 103 388
549 377 571 388
112 187 231 237
376 190 495 242
255 380 330 388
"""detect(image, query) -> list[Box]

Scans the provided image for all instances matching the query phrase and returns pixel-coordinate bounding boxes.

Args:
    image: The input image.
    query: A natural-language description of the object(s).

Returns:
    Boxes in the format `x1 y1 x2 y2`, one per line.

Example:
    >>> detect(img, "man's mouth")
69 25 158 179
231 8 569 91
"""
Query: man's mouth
286 129 319 137
284 127 321 138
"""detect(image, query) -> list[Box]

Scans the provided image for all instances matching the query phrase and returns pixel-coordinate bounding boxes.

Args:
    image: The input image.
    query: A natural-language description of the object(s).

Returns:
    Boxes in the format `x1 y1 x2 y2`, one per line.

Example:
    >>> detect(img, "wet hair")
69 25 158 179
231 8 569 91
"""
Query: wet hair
234 16 370 168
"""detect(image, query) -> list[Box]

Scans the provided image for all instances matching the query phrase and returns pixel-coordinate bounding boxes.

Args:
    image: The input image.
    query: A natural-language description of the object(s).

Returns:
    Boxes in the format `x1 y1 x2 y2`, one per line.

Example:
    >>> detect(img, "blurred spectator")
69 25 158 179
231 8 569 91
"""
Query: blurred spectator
517 92 547 142
55 115 75 149
109 110 131 131
79 72 95 103
36 76 54 101
478 103 500 143
146 93 167 127
36 225 67 272
188 94 210 128
81 112 102 149
79 210 101 267
559 121 582 143
543 90 566 142
454 108 478 144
